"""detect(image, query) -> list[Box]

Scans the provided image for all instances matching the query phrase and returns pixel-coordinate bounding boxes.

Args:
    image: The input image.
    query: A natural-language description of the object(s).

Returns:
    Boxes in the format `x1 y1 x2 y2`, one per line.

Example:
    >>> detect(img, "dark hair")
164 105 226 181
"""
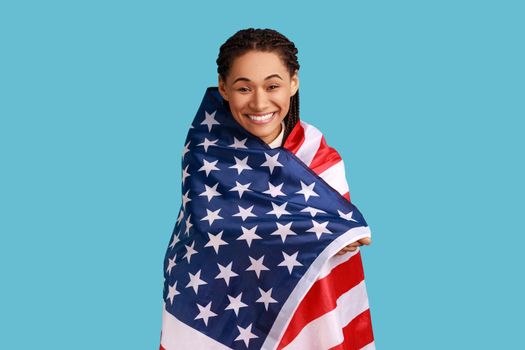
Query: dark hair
216 28 300 142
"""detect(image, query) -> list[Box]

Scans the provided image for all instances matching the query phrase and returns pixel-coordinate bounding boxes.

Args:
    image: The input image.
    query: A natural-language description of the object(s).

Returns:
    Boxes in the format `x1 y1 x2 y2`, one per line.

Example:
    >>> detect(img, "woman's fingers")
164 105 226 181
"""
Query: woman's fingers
337 246 357 255
337 237 372 255
358 237 372 245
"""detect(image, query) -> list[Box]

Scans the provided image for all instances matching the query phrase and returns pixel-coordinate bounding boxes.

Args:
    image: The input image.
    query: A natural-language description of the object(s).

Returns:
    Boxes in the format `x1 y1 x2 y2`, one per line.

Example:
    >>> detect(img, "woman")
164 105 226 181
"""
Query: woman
160 28 375 350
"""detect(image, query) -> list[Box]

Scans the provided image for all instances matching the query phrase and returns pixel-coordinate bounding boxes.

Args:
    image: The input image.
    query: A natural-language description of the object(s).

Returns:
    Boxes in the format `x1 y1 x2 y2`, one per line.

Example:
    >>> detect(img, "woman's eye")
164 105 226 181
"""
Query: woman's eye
268 85 279 90
237 87 249 92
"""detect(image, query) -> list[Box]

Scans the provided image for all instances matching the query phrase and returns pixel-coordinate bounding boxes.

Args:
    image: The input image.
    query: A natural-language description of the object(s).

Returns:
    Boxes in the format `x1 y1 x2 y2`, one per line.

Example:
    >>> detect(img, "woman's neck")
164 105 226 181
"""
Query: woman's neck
266 121 285 148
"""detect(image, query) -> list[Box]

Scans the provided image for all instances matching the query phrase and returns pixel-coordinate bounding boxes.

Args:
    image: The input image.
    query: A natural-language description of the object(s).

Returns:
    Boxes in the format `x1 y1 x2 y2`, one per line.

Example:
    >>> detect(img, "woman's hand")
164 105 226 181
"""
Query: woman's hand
336 237 372 255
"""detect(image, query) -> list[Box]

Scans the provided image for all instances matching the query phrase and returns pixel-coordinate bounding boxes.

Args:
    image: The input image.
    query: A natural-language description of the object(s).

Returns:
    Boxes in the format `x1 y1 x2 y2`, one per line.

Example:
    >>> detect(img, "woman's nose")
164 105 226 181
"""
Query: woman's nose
249 89 270 111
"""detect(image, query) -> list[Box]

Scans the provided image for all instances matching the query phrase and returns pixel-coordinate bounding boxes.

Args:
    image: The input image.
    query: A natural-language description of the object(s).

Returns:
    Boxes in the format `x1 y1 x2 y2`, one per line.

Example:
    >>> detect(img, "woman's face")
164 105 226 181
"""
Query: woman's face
218 50 299 144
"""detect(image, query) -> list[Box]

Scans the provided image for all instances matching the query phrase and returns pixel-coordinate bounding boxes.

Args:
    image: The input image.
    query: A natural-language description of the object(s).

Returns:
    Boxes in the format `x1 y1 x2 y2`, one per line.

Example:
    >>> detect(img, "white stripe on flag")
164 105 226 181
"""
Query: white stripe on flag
294 121 322 166
318 160 349 196
264 227 371 350
282 280 370 350
316 247 360 280
361 341 377 350
160 303 231 350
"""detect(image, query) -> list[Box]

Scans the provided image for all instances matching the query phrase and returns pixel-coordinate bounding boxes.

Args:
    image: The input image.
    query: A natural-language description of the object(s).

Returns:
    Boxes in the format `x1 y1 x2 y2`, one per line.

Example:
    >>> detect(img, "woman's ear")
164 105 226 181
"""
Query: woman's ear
290 70 299 96
218 76 229 101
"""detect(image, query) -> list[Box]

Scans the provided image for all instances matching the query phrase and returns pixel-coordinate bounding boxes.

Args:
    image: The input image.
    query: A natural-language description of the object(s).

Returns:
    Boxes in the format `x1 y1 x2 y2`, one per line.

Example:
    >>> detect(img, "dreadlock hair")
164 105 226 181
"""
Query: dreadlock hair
216 28 301 142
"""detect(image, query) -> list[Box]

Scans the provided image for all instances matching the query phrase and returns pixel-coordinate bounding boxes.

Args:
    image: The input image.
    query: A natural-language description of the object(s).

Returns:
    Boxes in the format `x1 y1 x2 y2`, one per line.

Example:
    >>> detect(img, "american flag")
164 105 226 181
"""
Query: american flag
160 87 375 350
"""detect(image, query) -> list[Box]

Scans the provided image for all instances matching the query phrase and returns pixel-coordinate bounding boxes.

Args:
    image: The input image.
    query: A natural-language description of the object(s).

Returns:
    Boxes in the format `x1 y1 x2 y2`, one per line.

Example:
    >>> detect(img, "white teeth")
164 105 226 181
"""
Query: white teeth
247 112 274 121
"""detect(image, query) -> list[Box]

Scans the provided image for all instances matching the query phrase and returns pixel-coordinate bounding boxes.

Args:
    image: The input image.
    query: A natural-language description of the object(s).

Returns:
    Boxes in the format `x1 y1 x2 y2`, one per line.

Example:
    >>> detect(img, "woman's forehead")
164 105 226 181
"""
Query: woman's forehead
229 51 290 82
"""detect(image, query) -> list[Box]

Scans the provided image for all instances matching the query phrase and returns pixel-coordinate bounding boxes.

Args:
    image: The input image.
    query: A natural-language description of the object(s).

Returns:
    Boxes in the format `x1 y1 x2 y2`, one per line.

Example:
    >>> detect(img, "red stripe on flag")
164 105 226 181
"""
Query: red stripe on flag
159 346 165 350
283 119 306 155
342 191 351 202
327 309 375 350
277 252 365 350
308 136 343 175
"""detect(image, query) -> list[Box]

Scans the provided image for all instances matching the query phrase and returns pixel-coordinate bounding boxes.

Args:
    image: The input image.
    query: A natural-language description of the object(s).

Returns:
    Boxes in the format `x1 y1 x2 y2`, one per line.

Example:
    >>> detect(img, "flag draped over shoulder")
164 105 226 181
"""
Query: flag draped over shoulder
160 87 375 350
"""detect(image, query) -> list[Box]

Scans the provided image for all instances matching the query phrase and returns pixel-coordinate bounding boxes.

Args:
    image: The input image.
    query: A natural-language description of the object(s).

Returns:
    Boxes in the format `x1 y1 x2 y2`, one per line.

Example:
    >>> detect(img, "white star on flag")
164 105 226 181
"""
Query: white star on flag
306 219 332 239
235 324 258 347
301 206 326 217
263 182 286 198
229 181 252 198
182 164 190 185
204 230 228 254
229 156 252 175
197 137 218 152
201 208 223 226
198 159 220 177
261 152 283 174
200 110 220 132
166 257 176 274
256 287 278 311
215 262 239 286
167 281 180 304
168 233 179 249
266 201 290 219
296 181 320 202
278 251 303 274
183 241 198 263
182 189 191 209
228 137 248 149
225 293 248 316
194 301 217 326
270 222 297 242
176 209 184 225
182 141 190 158
338 209 358 222
233 205 257 221
246 255 269 278
184 214 193 235
237 225 262 247
199 183 221 202
186 270 207 294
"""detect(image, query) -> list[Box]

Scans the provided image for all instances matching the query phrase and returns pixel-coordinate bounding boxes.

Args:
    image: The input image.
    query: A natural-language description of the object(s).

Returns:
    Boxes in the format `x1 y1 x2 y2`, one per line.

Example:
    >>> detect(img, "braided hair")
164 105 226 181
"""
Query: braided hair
216 28 301 142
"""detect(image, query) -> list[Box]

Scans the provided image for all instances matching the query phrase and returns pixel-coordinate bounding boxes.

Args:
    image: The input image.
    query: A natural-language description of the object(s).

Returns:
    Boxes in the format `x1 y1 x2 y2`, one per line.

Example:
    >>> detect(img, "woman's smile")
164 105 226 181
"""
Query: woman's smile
245 111 277 124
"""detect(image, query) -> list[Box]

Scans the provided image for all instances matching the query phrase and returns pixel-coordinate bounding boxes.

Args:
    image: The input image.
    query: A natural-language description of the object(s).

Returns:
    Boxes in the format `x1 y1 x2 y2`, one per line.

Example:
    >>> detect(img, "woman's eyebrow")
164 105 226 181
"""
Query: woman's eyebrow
233 74 283 84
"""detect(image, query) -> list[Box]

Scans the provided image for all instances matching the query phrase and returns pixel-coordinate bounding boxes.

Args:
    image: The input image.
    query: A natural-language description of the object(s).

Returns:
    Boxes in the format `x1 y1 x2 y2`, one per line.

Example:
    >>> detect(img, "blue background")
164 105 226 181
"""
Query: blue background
1 1 523 349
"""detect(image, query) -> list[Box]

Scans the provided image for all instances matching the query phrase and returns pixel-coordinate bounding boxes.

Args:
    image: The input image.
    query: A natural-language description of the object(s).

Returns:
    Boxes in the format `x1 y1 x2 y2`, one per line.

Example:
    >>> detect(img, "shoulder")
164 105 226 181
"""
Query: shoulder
289 118 343 165
299 119 325 141
291 119 351 199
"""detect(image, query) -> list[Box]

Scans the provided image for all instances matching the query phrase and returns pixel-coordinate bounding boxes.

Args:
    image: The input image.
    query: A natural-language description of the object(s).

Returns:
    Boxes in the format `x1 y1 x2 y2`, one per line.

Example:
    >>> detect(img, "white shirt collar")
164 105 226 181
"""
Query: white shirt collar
267 121 285 149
